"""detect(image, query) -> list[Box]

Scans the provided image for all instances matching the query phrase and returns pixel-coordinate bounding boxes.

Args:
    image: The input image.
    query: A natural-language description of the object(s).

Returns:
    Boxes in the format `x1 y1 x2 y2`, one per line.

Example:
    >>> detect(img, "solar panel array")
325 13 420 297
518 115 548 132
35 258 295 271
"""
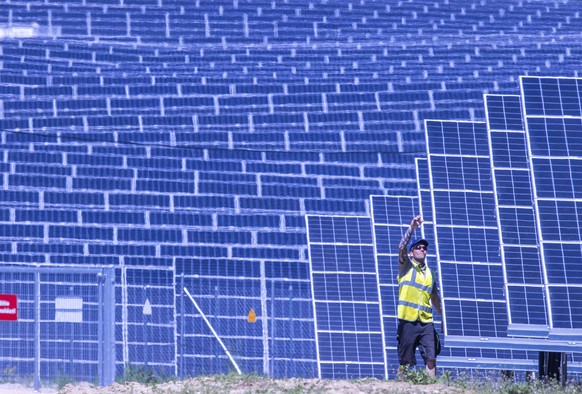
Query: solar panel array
307 215 386 379
424 78 582 354
370 195 418 373
307 196 541 379
426 120 508 339
485 94 548 338
521 77 582 338
2 0 582 384
306 76 582 378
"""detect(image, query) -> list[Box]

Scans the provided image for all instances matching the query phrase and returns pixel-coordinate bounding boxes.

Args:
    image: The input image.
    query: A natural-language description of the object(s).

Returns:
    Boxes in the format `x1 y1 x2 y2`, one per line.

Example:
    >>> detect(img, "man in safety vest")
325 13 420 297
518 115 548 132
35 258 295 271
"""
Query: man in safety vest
397 214 442 378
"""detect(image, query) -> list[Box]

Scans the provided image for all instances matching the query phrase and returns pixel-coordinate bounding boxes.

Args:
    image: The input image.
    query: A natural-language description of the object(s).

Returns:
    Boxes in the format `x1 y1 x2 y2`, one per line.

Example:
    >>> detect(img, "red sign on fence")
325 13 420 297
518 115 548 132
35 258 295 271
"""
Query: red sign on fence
0 294 18 321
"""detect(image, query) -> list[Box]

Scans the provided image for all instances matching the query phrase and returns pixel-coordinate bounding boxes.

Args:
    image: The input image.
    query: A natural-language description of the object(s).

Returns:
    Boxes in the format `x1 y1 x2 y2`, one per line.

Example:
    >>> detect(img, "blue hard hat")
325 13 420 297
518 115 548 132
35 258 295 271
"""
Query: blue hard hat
409 238 429 252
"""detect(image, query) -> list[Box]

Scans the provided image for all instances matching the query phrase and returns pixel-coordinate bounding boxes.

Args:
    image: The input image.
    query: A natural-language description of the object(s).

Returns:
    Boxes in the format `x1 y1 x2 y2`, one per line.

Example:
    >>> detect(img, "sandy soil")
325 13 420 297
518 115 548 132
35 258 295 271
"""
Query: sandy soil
0 377 468 393
53 377 465 394
0 382 58 394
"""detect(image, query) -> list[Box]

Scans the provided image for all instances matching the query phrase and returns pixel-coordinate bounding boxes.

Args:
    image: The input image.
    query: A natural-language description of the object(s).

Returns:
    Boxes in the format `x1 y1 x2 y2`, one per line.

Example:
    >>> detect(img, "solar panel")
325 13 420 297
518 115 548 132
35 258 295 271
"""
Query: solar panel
485 94 549 338
521 76 582 339
425 120 508 339
370 194 418 376
415 159 539 369
415 158 436 269
306 215 387 379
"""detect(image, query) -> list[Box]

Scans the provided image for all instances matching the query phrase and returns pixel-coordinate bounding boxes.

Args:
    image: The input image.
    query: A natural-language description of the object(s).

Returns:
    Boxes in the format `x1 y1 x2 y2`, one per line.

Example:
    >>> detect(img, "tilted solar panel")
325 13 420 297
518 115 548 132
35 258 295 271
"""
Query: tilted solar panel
426 120 508 339
521 76 582 339
307 215 387 379
485 94 548 338
370 194 418 377
416 158 537 369
415 158 436 269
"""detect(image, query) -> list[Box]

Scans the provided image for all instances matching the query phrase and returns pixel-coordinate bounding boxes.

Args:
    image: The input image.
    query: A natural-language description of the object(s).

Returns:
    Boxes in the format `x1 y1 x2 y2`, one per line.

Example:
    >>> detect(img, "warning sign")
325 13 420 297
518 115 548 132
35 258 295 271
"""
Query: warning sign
0 294 18 321
247 308 256 323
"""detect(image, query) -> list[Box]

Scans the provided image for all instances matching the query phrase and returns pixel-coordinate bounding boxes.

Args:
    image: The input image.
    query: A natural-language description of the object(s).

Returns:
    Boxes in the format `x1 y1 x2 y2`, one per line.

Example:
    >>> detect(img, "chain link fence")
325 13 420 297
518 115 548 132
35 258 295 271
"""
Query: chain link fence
0 266 115 390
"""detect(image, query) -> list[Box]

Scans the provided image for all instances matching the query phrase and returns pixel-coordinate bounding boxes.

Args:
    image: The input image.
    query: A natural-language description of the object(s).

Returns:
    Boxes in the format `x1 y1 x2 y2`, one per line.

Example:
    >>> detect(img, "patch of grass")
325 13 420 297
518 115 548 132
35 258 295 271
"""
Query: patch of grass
55 375 74 390
398 365 437 385
118 364 164 385
448 374 582 394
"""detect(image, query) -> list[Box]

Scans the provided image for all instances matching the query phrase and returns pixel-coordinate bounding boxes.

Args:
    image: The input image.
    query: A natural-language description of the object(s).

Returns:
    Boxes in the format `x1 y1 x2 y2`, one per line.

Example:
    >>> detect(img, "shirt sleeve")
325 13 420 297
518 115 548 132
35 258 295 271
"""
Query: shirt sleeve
398 256 412 278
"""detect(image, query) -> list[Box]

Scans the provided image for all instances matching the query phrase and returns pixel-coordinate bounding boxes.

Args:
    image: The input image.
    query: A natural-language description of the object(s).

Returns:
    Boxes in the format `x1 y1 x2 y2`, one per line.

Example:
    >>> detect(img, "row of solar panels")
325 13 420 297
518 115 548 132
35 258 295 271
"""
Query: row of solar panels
0 3 570 25
0 62 572 87
1 0 576 41
3 43 579 73
1 36 576 54
0 74 518 92
307 76 582 378
425 76 582 336
3 38 581 60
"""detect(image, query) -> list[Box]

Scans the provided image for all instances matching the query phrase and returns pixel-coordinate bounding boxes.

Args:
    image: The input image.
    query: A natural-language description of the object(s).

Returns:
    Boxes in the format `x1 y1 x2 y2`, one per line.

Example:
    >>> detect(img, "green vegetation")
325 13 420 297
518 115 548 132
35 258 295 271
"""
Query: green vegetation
117 364 167 385
455 377 582 394
94 370 582 393
395 366 582 394
397 365 437 385
55 375 74 390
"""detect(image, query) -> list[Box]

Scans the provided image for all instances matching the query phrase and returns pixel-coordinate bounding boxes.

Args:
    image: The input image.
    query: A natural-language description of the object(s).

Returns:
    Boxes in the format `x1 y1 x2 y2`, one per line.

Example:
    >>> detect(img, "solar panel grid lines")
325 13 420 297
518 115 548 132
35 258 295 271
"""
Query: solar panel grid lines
306 214 387 379
4 0 582 383
414 157 438 324
425 119 509 340
484 93 548 338
369 191 540 370
369 194 419 377
520 75 582 335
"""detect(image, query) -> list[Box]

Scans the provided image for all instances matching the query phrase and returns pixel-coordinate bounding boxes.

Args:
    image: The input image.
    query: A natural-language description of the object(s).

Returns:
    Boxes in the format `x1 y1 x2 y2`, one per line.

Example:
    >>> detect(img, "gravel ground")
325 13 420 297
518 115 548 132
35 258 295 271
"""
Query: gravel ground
51 376 466 394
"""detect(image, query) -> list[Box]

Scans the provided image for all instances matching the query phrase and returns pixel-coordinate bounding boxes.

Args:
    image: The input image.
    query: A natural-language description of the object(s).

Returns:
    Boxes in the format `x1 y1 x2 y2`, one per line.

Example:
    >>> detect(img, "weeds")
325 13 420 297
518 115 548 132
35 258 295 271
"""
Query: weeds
118 364 164 385
398 365 437 385
447 374 582 394
55 375 74 390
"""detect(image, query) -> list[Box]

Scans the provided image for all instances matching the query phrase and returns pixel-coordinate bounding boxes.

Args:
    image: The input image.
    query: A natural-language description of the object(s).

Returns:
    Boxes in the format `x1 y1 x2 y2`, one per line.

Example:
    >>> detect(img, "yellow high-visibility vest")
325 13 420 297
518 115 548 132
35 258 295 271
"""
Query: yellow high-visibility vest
397 259 435 322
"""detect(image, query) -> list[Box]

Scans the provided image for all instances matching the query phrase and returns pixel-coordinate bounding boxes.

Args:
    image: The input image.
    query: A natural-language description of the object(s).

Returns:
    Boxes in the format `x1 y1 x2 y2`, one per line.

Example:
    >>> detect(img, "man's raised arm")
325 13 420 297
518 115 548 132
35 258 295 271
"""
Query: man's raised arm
398 214 422 264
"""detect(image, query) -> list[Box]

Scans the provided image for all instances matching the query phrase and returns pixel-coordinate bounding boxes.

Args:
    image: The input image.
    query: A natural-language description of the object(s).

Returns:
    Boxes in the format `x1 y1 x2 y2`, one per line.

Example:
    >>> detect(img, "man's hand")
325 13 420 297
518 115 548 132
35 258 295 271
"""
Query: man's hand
399 214 423 264
410 214 423 229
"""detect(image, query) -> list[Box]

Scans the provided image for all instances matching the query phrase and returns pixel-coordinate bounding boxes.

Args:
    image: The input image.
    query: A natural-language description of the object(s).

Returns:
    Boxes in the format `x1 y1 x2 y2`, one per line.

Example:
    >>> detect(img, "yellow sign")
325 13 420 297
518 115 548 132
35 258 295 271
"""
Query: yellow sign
247 308 256 323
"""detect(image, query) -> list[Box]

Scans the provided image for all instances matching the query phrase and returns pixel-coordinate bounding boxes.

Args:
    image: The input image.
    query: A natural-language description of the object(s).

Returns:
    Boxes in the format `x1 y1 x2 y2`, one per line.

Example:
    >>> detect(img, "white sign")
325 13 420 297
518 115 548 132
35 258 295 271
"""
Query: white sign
55 297 83 323
143 299 152 316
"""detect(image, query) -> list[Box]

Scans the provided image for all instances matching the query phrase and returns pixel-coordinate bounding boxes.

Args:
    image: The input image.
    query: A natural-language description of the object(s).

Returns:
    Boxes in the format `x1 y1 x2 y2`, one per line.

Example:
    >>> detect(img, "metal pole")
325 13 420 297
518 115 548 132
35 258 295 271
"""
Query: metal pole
270 279 275 378
214 285 219 373
102 268 116 386
179 273 185 378
561 353 567 386
183 287 242 375
288 285 295 378
34 269 41 391
144 285 149 367
97 278 104 386
260 261 269 376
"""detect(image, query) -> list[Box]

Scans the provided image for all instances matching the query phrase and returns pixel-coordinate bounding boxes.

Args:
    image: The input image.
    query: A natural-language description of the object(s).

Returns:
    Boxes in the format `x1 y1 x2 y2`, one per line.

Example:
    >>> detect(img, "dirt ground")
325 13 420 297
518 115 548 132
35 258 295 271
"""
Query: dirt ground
58 379 463 394
0 377 466 394
54 377 468 394
0 382 58 394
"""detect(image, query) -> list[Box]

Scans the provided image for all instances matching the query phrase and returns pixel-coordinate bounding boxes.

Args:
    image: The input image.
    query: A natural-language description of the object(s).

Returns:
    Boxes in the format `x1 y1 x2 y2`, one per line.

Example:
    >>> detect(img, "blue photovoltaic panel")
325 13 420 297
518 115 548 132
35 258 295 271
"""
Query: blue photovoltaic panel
370 195 418 376
426 120 508 338
307 215 387 379
372 191 536 370
415 158 435 245
521 76 582 334
485 94 548 337
414 159 439 326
